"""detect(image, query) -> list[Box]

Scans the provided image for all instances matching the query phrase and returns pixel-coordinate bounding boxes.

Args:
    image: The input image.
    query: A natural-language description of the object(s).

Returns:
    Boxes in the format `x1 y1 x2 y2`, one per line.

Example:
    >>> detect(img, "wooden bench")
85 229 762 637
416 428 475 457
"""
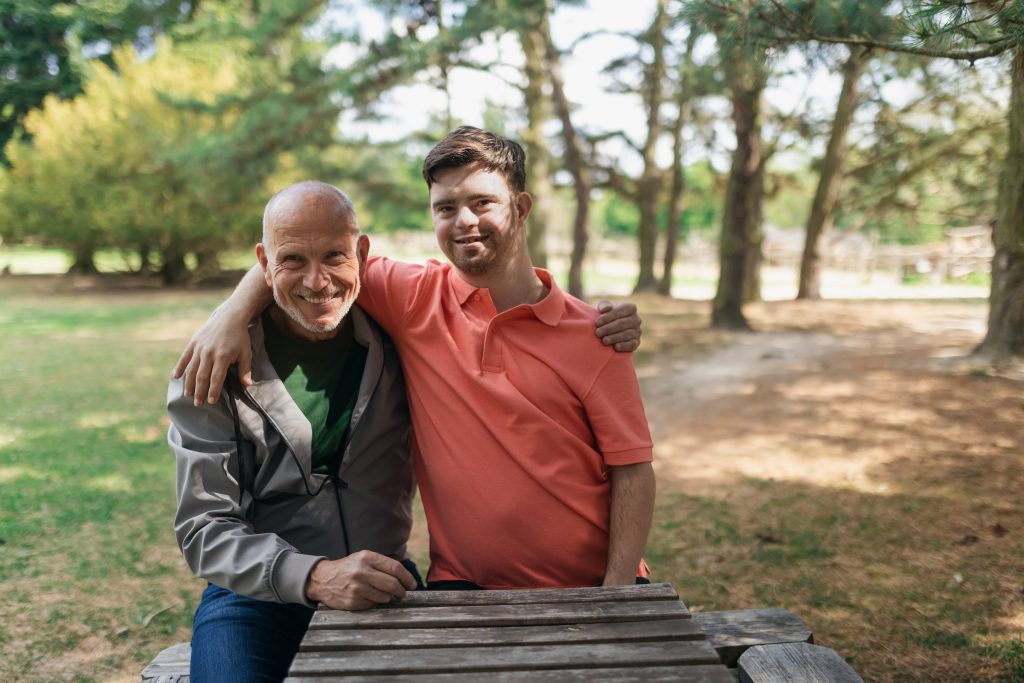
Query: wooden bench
140 641 190 683
738 642 863 682
694 607 813 666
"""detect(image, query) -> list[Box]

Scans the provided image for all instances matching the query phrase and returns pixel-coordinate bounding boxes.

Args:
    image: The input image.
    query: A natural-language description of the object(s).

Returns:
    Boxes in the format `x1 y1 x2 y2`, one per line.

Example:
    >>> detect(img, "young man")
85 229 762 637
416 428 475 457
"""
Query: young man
175 127 654 589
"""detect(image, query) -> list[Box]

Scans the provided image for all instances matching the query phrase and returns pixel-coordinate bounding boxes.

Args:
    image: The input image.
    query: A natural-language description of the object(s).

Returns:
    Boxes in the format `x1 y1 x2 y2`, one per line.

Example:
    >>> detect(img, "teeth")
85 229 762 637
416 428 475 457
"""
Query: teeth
301 293 337 303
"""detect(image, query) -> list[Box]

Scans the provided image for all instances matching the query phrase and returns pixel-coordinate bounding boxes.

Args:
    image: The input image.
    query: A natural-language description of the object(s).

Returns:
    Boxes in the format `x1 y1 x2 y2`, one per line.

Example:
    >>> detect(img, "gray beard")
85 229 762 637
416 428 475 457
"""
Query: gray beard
273 281 359 337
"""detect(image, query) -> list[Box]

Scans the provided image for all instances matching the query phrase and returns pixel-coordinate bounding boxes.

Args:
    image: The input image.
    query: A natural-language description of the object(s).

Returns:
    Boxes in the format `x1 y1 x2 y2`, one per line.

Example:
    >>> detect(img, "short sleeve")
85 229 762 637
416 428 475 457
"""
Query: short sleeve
583 352 654 466
358 256 426 336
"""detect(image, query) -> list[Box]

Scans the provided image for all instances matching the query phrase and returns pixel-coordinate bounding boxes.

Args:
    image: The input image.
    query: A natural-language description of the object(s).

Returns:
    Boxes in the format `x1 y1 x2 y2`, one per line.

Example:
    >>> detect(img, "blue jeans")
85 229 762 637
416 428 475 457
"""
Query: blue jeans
190 559 423 683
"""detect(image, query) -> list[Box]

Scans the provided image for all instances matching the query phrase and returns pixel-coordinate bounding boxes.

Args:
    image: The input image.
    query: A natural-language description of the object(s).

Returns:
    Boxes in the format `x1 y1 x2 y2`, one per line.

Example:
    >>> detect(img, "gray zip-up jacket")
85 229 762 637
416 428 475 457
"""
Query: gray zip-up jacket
167 306 414 607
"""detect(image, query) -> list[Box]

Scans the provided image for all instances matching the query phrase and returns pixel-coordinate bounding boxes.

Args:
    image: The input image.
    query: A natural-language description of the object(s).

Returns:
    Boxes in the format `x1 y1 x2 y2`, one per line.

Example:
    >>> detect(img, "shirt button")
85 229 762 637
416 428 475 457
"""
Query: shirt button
473 294 481 301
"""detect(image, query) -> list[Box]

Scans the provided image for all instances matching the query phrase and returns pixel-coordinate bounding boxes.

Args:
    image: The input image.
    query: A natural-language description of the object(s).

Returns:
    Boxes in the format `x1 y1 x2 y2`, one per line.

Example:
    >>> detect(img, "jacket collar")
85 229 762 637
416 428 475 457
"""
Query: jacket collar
243 305 384 480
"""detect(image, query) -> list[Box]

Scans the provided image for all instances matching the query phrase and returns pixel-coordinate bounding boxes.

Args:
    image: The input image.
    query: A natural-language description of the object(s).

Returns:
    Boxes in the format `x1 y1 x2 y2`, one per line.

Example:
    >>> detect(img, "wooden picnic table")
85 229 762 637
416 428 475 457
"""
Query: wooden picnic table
284 582 734 682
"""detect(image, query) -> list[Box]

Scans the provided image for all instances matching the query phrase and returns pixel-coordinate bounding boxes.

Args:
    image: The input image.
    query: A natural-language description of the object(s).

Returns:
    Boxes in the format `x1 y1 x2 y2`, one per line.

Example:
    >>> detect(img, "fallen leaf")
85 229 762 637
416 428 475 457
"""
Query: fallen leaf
955 534 979 546
992 523 1008 537
755 531 784 544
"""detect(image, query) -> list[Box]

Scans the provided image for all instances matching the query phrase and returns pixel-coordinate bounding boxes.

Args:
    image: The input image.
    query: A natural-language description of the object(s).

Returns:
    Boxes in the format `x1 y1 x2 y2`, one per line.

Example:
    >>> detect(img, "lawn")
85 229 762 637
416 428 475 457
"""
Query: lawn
0 276 1020 682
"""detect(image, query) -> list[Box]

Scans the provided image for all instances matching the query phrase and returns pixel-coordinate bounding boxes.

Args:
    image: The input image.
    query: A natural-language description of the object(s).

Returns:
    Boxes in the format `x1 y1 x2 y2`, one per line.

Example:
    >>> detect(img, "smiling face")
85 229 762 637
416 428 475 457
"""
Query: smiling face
429 163 532 279
256 187 367 341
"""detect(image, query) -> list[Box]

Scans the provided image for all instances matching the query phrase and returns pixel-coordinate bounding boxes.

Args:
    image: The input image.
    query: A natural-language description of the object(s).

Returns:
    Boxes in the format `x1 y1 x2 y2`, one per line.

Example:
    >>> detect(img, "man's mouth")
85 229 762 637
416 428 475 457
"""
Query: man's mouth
455 235 487 245
298 290 340 304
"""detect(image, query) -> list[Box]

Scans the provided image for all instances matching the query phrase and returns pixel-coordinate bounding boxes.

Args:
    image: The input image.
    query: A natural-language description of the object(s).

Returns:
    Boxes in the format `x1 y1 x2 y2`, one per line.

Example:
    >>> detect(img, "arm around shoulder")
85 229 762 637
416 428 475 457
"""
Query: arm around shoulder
172 264 271 406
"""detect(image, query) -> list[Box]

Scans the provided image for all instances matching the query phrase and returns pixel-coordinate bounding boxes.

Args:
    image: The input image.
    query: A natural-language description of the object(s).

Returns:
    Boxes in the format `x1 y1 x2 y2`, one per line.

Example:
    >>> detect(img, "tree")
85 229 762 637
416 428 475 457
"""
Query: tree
736 0 1024 361
0 0 196 162
0 42 254 281
714 40 769 328
659 25 701 296
540 1 592 298
796 46 867 299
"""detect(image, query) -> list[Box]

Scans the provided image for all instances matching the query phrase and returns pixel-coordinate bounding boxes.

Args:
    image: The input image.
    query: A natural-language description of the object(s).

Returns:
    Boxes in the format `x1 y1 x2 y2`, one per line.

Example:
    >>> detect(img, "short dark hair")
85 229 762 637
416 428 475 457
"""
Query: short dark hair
422 126 527 194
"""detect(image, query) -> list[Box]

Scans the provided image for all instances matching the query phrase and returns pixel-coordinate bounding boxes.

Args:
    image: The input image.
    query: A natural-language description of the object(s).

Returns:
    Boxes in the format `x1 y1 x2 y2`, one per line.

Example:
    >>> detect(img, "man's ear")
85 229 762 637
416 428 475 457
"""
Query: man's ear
357 234 370 276
255 242 273 286
515 191 533 224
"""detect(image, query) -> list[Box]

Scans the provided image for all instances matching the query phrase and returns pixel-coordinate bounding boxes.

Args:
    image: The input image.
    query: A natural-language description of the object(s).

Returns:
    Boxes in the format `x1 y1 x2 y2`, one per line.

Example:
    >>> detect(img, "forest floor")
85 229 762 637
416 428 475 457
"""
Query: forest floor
617 295 1023 682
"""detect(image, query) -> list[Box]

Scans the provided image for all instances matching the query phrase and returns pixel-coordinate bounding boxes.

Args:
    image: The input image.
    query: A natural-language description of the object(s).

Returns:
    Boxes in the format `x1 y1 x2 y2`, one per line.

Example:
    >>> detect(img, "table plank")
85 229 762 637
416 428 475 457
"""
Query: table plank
288 640 722 676
308 600 689 630
300 618 704 651
286 664 735 683
364 583 681 609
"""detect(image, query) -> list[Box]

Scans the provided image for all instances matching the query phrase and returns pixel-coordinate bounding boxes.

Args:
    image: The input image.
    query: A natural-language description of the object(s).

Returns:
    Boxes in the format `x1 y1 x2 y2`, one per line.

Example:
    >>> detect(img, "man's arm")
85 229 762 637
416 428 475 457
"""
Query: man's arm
602 462 656 586
173 264 271 406
173 266 644 405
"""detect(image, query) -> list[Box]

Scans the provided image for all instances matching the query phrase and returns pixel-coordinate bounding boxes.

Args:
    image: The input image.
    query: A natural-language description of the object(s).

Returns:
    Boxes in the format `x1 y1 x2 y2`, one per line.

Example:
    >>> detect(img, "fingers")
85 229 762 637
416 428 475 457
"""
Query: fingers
183 350 200 402
613 339 640 353
238 347 254 387
192 349 212 407
172 340 196 380
595 300 637 326
313 552 415 610
206 358 229 405
368 553 417 591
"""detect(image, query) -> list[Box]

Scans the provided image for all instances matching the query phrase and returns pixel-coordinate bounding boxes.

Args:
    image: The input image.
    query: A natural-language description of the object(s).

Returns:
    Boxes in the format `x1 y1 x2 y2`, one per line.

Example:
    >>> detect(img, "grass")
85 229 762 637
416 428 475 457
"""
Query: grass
0 282 230 681
0 278 1020 682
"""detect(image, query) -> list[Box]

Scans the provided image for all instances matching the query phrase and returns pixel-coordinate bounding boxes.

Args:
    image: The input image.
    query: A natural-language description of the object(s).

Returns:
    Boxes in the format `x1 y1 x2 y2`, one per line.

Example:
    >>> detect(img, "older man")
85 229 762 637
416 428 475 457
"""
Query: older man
174 127 655 592
168 182 419 683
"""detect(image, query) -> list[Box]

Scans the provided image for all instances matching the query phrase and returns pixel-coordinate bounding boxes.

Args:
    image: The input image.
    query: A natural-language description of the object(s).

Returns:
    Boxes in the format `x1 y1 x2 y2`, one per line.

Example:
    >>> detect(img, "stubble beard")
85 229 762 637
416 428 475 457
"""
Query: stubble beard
273 280 359 338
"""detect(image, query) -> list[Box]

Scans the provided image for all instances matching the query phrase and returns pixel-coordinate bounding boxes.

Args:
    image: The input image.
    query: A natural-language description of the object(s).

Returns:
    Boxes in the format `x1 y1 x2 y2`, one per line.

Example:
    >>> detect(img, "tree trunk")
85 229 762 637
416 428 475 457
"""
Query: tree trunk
743 159 765 303
712 52 766 329
137 244 153 274
633 0 669 293
977 47 1024 361
797 48 866 300
160 248 189 286
520 23 552 269
658 28 698 297
193 247 221 280
67 242 99 275
542 4 589 298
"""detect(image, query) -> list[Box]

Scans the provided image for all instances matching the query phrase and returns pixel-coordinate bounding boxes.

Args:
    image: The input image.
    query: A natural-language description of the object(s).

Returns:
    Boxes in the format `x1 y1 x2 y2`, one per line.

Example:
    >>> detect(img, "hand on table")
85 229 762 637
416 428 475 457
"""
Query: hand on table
305 551 417 611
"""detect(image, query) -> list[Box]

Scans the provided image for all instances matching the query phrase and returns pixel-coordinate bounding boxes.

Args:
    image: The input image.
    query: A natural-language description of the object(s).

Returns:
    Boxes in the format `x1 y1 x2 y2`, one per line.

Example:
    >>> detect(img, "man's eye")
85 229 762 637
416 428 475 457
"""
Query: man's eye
283 255 302 263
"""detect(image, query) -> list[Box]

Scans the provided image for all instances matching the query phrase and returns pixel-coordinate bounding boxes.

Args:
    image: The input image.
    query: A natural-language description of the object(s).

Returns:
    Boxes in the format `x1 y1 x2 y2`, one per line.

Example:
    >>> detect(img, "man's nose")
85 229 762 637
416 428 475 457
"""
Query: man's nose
455 205 478 229
302 264 330 291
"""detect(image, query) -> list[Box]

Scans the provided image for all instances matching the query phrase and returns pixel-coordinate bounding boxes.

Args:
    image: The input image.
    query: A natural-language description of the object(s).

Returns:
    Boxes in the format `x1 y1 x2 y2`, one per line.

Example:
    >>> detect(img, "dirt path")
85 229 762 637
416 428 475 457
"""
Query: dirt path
637 300 996 487
632 298 1023 682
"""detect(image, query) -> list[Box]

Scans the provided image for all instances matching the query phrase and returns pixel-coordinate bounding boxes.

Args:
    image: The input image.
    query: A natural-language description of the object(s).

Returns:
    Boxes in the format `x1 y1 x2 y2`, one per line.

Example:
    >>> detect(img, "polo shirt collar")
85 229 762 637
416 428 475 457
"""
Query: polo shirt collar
448 266 566 327
531 268 565 327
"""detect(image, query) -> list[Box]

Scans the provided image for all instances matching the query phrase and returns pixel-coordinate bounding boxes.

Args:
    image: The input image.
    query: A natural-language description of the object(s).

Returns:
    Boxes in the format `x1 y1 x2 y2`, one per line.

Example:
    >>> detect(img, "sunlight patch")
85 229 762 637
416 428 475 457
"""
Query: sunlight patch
85 473 131 492
0 465 46 483
76 412 128 429
0 425 21 448
119 423 166 444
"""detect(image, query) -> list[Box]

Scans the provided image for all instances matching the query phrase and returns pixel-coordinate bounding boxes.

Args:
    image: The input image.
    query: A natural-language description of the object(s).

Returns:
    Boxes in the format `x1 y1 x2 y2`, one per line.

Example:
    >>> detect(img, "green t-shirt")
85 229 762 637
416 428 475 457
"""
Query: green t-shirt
262 309 368 475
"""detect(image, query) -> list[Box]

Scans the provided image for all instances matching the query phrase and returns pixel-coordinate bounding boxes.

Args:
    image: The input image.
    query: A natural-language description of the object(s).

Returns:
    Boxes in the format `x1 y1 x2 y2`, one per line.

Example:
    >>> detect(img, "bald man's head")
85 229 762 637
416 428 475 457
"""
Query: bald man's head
256 181 368 342
262 181 357 250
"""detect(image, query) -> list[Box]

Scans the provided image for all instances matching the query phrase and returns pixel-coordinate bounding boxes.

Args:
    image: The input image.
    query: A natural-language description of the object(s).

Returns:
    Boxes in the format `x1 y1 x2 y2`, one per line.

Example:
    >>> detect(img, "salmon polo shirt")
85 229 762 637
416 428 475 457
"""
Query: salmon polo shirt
358 256 654 588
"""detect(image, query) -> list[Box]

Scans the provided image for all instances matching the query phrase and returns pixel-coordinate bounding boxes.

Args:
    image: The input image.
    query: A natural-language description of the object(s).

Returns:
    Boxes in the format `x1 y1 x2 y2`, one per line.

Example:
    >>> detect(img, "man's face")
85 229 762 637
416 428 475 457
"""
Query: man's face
429 163 529 277
257 205 367 342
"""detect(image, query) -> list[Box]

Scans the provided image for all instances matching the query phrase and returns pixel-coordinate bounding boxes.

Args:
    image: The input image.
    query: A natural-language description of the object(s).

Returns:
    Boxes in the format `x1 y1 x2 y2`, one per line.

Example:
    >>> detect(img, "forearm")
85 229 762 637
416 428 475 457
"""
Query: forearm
216 264 273 322
603 462 656 586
